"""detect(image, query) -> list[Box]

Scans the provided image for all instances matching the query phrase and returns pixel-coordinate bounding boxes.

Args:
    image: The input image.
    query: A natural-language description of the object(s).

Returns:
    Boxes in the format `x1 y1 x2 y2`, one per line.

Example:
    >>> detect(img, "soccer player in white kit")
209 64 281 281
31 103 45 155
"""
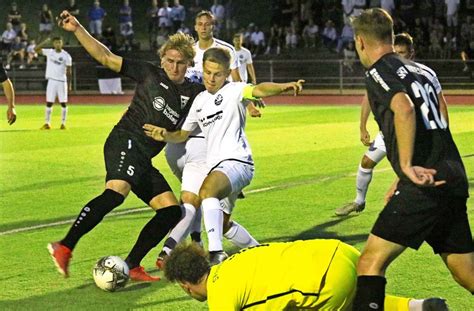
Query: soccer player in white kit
144 47 304 264
335 32 449 216
233 33 257 85
35 37 72 130
158 10 262 266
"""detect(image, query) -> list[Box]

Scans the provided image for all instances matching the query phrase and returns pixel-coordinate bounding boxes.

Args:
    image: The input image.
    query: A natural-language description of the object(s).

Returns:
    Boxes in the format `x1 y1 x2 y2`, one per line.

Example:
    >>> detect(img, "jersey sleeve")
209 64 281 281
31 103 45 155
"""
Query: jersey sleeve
0 66 8 83
229 48 240 70
181 100 199 132
245 49 253 64
41 48 51 57
366 64 407 108
120 58 154 82
65 52 72 66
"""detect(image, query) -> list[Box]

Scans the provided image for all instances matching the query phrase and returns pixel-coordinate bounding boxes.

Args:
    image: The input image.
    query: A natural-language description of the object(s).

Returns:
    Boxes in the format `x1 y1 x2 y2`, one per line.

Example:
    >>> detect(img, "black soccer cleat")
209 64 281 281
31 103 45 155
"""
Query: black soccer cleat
422 298 449 311
209 251 228 266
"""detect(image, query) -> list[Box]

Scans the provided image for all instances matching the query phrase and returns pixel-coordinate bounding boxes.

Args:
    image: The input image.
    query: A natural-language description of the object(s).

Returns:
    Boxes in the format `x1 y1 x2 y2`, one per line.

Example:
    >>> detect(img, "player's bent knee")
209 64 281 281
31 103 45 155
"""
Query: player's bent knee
180 191 201 208
360 155 377 169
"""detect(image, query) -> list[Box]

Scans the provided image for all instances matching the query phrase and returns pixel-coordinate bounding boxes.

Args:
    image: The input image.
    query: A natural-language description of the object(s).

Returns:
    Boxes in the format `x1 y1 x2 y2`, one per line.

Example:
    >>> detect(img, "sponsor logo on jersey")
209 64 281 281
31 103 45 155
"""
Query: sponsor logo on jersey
160 82 169 89
201 110 223 127
180 95 190 108
152 96 166 111
369 68 390 91
163 104 180 125
215 94 223 106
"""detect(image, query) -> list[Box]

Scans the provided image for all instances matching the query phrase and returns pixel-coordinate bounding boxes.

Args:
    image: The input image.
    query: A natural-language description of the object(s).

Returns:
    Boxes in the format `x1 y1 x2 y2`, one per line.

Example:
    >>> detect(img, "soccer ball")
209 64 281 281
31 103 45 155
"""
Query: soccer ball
92 256 129 292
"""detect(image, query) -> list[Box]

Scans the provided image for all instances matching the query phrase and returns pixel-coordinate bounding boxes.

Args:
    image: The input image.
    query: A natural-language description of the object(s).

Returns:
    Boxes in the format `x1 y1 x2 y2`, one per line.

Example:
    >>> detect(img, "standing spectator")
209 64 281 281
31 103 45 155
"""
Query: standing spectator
445 0 460 33
429 28 443 58
177 22 191 35
380 0 395 16
101 25 117 51
64 0 80 45
35 37 72 130
6 36 25 70
119 0 133 40
158 1 173 31
39 4 54 42
322 20 338 51
147 0 160 50
171 0 186 33
233 33 256 84
26 40 38 66
88 0 107 38
442 31 456 59
302 18 320 48
17 23 28 47
343 41 356 72
7 2 22 33
341 0 354 25
461 40 474 78
249 25 265 57
120 23 134 52
210 0 225 36
265 23 284 55
1 64 17 125
337 22 354 53
1 23 17 56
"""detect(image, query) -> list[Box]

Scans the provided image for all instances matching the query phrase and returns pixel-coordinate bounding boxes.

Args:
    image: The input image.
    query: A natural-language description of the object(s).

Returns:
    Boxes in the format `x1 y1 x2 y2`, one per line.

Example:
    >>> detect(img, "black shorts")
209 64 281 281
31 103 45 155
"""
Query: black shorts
372 183 473 254
104 128 172 204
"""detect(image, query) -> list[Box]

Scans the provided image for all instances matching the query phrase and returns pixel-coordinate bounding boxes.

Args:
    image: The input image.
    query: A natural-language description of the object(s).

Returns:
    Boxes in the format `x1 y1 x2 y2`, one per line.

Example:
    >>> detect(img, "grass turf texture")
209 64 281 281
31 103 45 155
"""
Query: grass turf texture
0 104 473 310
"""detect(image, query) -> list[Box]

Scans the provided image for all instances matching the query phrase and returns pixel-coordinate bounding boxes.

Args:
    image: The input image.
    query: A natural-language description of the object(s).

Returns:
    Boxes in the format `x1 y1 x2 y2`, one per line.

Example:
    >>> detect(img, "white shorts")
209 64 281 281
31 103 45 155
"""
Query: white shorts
211 160 254 197
220 191 239 214
46 79 68 103
365 132 386 163
39 23 53 32
165 137 207 195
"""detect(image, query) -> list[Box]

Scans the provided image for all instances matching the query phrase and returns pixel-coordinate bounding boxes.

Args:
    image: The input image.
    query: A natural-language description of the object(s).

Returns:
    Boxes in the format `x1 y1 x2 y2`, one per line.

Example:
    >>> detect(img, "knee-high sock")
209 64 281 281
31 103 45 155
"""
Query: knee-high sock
61 189 125 250
190 205 202 242
224 220 259 249
353 275 386 311
125 205 181 269
202 198 223 252
61 106 68 125
355 165 373 205
45 107 53 124
162 203 196 255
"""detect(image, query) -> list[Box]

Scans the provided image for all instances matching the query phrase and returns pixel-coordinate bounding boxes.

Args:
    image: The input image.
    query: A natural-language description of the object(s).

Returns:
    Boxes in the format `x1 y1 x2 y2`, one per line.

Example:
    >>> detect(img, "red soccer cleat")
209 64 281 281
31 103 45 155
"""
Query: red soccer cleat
155 251 168 270
129 266 161 282
47 242 72 277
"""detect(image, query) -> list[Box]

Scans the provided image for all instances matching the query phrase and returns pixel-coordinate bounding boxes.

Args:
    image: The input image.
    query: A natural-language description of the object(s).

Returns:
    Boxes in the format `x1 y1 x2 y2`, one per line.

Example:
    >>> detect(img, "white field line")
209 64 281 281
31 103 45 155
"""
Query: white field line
0 168 392 236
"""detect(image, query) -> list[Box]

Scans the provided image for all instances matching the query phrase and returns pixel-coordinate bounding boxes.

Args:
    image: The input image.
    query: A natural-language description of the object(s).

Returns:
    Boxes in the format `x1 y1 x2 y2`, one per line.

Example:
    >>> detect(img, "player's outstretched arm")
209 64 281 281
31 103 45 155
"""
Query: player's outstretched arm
57 10 122 73
143 124 191 143
360 92 371 146
252 80 305 98
2 78 16 125
390 92 445 187
34 37 51 55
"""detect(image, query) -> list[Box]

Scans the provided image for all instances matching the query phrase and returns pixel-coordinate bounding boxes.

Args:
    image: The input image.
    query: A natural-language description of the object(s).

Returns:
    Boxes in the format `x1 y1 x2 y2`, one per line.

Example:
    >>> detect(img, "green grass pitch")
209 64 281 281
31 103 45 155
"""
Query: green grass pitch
0 104 473 310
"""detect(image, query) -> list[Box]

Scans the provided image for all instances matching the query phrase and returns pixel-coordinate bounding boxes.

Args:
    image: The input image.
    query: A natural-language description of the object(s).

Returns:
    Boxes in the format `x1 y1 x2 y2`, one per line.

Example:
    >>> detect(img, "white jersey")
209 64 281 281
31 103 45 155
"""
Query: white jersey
182 82 253 168
42 48 72 82
235 47 253 83
186 38 239 84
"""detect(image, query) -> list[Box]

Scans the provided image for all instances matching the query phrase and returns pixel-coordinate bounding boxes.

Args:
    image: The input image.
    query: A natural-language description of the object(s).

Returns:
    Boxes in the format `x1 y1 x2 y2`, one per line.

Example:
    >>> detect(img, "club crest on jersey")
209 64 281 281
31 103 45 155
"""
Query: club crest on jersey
180 95 190 109
215 94 223 106
152 96 166 111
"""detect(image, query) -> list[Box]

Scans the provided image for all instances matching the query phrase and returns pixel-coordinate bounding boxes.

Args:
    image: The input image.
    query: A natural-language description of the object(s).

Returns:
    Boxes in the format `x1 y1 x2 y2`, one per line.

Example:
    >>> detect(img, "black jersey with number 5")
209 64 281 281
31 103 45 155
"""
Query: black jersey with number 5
115 58 205 157
365 53 468 197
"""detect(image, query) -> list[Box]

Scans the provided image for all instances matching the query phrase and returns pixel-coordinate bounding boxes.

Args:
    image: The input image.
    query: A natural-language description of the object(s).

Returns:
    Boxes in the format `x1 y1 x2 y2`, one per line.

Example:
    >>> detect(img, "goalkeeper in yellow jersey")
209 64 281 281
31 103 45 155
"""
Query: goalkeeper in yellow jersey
164 239 448 310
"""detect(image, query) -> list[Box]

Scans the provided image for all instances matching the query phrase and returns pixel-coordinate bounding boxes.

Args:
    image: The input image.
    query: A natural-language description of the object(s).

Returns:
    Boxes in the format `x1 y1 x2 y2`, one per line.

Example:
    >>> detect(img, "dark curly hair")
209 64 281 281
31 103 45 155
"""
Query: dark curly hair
164 242 210 284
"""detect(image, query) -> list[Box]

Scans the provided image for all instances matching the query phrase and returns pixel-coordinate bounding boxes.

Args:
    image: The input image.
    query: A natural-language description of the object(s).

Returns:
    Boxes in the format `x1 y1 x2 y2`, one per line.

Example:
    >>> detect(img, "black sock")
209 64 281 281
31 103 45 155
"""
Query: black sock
61 189 124 250
125 205 182 269
163 237 177 251
353 276 386 311
190 231 201 243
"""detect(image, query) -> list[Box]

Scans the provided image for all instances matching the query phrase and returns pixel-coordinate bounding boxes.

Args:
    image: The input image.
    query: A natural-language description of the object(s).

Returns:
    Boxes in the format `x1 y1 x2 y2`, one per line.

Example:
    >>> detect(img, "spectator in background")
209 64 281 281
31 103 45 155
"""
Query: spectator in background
210 0 225 36
265 23 284 55
158 1 173 31
249 25 265 57
285 26 298 50
171 0 186 33
341 0 354 25
120 23 134 52
188 0 203 24
302 18 319 48
429 28 443 58
1 23 17 55
26 39 38 66
461 40 474 78
119 0 133 40
147 0 160 50
88 0 107 38
445 0 460 33
322 20 337 51
17 23 28 47
224 0 237 39
398 0 416 29
65 0 80 45
177 22 191 35
380 0 395 16
101 25 117 51
233 33 256 84
39 4 54 42
343 41 356 72
6 36 25 70
7 2 22 33
337 22 354 53
300 0 314 25
442 31 456 59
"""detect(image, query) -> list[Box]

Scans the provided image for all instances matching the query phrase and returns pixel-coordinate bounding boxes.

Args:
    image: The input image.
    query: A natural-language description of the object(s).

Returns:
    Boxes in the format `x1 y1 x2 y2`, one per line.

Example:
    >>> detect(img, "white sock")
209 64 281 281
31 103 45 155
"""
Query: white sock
45 107 52 124
163 203 196 255
61 107 68 125
190 205 202 235
355 164 373 205
224 220 259 249
202 198 223 252
408 299 424 311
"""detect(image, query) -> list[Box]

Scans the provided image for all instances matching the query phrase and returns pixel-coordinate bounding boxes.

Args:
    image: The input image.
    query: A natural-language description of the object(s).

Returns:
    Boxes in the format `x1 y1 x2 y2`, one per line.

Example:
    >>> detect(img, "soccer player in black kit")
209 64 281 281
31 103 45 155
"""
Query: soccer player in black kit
47 11 204 281
350 9 474 310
